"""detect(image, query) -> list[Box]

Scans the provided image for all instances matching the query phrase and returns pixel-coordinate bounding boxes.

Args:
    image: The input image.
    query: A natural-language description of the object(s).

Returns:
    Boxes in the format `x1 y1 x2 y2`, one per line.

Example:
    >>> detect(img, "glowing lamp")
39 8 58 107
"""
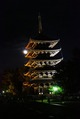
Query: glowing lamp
49 85 63 94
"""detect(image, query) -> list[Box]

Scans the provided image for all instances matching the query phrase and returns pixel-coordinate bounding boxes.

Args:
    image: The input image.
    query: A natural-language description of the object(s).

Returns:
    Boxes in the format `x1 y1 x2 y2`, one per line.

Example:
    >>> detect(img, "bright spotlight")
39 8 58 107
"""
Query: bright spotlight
23 49 28 54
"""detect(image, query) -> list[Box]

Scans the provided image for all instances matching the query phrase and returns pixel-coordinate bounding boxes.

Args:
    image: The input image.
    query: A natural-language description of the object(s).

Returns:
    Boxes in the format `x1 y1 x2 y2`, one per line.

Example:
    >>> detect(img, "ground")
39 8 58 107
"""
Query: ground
0 97 80 119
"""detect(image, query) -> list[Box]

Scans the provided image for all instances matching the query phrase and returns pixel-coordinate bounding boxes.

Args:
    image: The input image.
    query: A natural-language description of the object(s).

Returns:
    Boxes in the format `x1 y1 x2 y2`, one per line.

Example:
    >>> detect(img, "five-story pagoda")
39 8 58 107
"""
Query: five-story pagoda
23 15 63 95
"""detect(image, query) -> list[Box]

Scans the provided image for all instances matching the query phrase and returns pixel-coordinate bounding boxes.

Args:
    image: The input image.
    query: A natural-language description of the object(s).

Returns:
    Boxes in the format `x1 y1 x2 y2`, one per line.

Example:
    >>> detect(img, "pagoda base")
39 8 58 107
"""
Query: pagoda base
23 79 55 95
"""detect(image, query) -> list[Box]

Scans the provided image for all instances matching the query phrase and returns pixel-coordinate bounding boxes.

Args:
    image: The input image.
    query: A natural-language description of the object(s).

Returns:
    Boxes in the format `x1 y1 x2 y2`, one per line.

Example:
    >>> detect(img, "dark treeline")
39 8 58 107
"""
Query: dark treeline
55 48 80 95
0 67 26 95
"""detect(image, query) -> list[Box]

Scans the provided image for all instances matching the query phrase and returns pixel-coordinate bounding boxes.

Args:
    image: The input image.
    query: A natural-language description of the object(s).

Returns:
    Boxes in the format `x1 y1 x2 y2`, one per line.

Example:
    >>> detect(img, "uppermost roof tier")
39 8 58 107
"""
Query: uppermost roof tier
26 14 60 49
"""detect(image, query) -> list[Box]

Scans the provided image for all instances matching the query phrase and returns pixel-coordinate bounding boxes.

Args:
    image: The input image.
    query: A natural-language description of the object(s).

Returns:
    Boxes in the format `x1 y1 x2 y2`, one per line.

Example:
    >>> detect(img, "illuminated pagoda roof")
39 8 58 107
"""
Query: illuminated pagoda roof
25 48 61 58
25 58 63 68
24 69 57 80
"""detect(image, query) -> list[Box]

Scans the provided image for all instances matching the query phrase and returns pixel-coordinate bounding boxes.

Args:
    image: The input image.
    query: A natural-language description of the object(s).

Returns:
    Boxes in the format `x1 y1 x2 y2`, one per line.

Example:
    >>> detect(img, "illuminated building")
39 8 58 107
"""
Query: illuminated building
23 14 63 95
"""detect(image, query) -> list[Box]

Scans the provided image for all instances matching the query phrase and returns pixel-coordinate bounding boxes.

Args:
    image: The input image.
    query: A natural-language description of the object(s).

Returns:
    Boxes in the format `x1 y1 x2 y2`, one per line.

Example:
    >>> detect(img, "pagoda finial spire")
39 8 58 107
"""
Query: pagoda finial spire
38 13 42 34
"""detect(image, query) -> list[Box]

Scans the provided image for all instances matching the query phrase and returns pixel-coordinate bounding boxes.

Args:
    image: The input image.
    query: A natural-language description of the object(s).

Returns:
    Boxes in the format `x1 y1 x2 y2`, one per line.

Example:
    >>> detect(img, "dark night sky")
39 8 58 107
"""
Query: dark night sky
0 0 80 73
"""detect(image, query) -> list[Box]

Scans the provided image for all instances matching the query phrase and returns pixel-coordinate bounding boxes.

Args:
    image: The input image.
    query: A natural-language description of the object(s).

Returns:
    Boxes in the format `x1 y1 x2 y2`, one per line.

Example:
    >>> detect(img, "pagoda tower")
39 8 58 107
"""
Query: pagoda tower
23 15 63 95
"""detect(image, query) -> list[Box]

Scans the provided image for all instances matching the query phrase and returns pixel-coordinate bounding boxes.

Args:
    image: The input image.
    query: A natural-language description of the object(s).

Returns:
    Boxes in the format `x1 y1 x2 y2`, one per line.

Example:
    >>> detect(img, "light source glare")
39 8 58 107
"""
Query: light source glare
49 85 63 94
23 49 28 54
